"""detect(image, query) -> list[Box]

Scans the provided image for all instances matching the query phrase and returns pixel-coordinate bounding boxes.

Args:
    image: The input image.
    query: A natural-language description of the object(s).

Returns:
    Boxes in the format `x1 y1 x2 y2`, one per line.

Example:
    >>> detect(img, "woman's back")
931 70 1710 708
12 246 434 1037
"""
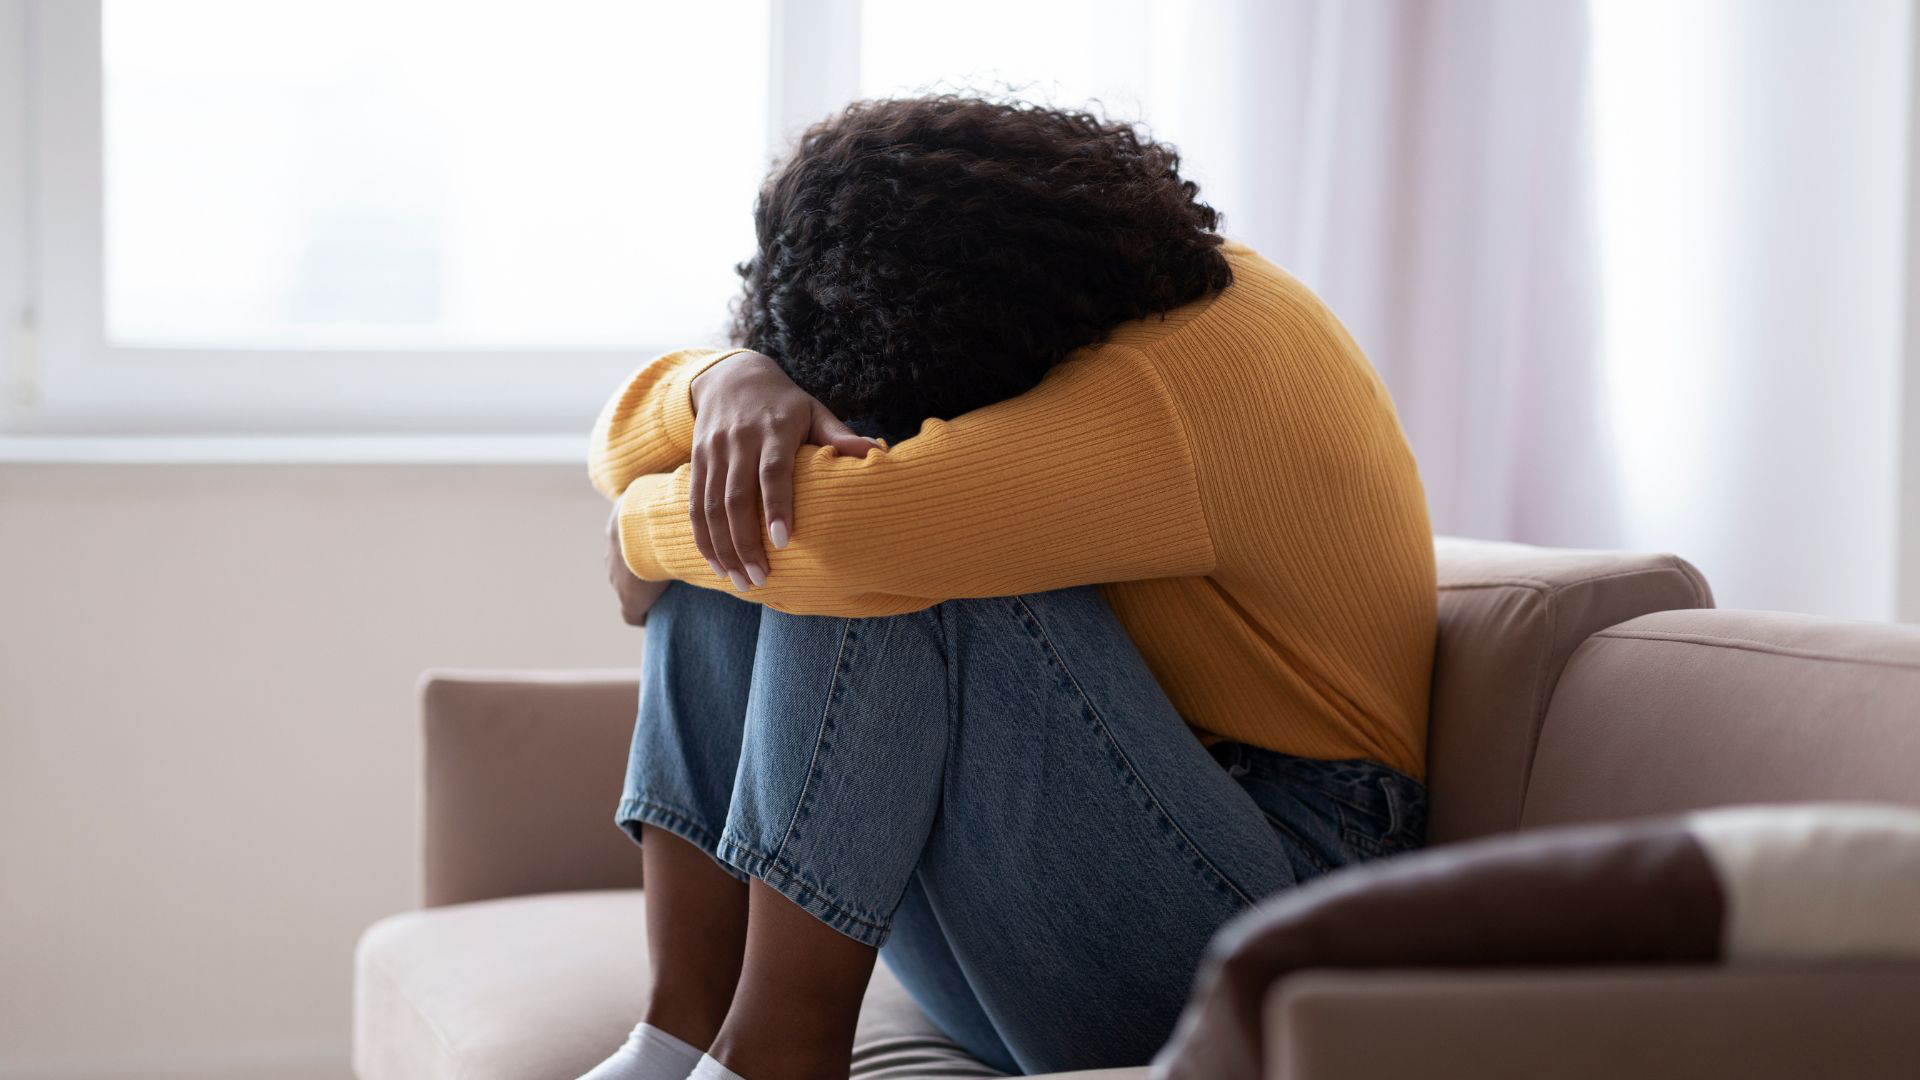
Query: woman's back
1099 242 1435 778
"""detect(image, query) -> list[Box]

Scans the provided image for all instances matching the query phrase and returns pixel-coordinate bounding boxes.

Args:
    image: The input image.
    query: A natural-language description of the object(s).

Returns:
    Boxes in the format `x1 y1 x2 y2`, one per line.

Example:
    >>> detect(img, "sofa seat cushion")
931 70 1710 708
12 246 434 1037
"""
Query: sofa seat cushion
353 888 1145 1080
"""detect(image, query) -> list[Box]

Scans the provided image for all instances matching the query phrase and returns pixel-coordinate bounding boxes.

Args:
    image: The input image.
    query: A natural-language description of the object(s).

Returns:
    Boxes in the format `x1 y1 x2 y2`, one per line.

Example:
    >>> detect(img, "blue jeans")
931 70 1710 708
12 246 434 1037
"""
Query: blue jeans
618 583 1425 1075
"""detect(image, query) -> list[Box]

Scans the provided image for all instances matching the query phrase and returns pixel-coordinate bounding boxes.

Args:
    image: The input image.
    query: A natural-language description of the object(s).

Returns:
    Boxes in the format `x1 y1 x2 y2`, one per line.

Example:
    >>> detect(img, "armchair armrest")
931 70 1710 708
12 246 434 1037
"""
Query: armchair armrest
420 669 645 907
1267 965 1920 1080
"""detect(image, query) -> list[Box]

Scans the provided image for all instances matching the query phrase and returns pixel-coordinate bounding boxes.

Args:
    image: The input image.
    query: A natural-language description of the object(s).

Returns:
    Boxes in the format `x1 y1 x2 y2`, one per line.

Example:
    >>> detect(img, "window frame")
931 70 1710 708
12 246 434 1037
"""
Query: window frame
2 0 858 437
0 0 27 422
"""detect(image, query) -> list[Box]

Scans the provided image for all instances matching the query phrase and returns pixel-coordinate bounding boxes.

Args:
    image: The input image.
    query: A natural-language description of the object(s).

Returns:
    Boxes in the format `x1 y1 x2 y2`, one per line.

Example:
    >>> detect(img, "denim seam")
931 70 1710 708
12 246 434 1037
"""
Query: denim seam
769 617 855 865
1011 595 1258 907
879 603 957 925
616 797 750 881
1264 810 1334 874
715 832 891 947
617 796 725 851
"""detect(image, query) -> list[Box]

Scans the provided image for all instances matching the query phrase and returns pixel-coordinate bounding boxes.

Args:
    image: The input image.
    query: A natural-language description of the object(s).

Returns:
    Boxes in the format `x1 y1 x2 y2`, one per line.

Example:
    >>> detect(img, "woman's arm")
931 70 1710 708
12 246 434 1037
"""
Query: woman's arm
592 348 878 585
613 346 1216 617
588 347 747 501
605 508 670 625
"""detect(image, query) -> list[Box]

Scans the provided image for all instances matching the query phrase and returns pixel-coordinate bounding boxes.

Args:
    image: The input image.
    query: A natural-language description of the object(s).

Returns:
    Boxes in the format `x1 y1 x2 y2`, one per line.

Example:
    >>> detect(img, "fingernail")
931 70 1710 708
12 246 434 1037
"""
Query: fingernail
744 563 767 587
728 570 751 591
707 559 727 579
769 520 790 549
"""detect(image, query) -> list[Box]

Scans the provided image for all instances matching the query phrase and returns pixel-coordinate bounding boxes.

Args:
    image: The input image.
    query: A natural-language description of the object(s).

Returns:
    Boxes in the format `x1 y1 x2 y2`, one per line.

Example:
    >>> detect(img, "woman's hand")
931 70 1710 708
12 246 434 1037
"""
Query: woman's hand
607 508 670 625
688 350 876 588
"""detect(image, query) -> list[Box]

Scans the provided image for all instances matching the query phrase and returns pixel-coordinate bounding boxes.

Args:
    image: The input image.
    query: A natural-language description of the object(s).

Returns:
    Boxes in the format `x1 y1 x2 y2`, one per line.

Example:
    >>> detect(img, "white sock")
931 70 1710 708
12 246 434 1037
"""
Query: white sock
687 1053 748 1080
575 1021 706 1080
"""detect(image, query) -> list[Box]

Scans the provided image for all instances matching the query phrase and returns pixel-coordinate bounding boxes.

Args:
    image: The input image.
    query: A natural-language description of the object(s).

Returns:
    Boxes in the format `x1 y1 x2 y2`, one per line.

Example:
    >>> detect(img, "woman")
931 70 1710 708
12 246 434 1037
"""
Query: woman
584 96 1434 1080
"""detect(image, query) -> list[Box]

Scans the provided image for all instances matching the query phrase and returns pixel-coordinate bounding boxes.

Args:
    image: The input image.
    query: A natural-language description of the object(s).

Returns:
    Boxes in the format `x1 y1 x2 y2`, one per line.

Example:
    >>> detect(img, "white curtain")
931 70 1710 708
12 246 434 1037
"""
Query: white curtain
1585 0 1911 620
861 0 1916 618
1144 0 1914 619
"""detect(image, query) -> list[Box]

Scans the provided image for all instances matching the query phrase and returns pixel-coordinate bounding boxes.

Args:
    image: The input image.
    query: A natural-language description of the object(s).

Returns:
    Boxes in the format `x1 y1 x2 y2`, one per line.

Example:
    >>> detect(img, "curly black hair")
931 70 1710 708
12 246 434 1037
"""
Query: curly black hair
730 95 1232 435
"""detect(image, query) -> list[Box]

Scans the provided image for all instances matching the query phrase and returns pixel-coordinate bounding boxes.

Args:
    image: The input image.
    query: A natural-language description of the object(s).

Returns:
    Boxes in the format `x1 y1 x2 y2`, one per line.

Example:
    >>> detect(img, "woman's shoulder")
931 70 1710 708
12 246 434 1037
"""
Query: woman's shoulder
1102 241 1358 363
1087 242 1395 448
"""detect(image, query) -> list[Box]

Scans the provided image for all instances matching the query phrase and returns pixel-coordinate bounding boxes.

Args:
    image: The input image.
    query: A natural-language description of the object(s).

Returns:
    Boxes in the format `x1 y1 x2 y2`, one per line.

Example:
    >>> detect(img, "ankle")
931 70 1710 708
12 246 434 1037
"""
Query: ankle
705 981 861 1080
707 1026 851 1080
642 991 731 1051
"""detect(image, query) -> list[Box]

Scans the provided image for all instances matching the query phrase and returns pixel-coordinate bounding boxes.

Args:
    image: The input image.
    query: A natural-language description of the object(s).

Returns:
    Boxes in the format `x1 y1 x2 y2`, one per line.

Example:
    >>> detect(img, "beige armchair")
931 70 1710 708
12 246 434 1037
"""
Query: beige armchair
354 538 1920 1079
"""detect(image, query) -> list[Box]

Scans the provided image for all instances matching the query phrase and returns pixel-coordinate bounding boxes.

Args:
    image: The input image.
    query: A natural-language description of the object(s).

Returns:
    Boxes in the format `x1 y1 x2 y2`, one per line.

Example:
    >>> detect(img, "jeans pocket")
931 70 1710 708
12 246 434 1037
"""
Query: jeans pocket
1229 743 1430 871
1263 755 1426 860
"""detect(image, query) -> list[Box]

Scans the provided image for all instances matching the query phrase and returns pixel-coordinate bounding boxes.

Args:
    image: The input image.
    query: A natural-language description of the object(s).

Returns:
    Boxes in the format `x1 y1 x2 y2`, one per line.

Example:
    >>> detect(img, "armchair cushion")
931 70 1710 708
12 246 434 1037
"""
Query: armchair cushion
420 670 645 906
1264 965 1920 1080
1521 609 1920 827
1427 538 1711 843
1153 804 1920 1080
352 889 1026 1080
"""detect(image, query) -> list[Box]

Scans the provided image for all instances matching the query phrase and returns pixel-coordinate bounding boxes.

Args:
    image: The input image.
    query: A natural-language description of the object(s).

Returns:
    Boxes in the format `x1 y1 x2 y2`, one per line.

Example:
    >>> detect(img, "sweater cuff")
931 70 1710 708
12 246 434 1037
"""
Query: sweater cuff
589 347 750 500
616 472 688 582
654 347 748 453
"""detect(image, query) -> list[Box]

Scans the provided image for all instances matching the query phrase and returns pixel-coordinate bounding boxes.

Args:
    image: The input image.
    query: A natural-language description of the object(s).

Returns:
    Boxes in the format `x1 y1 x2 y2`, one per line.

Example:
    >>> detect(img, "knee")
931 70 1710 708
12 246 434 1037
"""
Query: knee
648 582 759 638
656 579 754 617
939 587 1120 641
640 584 766 695
757 602 945 662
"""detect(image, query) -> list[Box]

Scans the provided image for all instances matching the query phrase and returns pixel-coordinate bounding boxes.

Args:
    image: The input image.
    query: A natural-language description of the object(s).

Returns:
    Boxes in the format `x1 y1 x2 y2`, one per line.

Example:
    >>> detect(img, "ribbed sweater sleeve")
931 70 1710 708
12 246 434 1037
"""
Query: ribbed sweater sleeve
587 347 747 500
614 346 1217 617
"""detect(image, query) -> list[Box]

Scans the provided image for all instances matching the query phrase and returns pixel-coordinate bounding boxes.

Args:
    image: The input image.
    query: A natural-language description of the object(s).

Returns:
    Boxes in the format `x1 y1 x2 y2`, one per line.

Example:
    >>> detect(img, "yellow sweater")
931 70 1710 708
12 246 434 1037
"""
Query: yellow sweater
591 243 1436 778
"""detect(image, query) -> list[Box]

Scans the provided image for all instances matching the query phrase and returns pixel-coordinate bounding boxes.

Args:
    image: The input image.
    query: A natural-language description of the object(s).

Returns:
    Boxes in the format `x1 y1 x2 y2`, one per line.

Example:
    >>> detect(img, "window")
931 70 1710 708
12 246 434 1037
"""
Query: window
0 0 1210 436
101 1 767 352
9 0 773 434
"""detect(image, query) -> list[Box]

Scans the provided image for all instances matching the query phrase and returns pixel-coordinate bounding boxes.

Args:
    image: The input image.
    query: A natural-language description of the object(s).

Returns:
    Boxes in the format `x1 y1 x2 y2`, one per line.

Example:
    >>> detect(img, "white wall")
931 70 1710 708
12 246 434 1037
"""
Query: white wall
0 464 640 1080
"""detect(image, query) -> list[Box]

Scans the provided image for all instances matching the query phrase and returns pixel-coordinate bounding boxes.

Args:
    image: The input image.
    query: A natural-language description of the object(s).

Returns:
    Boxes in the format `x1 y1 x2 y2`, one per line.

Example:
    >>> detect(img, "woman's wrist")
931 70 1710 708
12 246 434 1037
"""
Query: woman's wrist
679 347 875 590
690 350 778 416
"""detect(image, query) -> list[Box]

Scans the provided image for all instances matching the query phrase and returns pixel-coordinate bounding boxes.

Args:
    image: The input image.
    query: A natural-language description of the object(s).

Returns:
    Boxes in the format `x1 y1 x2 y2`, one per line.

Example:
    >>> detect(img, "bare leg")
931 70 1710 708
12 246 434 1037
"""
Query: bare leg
640 827 750 1049
590 582 766 1080
610 584 922 1077
707 879 878 1080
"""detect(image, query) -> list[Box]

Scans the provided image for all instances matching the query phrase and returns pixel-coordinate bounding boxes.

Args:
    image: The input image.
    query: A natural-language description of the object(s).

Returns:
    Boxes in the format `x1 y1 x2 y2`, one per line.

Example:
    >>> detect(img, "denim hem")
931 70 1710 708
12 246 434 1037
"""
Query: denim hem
615 797 751 883
714 833 892 948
